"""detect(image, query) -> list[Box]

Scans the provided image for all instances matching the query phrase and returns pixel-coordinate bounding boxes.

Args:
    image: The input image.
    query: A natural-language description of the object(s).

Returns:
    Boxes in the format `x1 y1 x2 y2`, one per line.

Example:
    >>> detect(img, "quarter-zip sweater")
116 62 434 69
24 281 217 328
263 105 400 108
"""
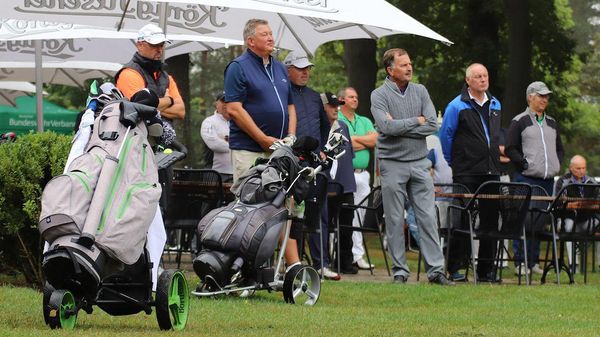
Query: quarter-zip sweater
371 77 438 161
506 107 563 179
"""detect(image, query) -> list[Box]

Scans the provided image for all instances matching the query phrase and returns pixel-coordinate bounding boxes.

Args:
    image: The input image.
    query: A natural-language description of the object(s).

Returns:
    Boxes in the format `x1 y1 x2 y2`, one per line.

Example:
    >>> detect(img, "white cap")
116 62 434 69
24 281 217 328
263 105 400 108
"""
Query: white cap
283 51 314 68
137 24 170 45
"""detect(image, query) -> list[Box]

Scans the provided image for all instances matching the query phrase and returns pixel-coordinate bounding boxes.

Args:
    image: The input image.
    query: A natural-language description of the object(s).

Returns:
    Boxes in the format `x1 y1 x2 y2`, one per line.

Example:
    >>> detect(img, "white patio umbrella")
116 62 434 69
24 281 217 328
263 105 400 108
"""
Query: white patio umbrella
0 18 242 131
0 61 122 88
3 0 452 58
0 81 46 106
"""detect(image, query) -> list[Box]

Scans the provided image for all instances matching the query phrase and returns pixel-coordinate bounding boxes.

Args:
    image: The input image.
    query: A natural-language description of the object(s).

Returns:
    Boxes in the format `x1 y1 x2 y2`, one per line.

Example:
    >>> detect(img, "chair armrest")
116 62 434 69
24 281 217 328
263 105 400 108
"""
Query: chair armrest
340 203 378 212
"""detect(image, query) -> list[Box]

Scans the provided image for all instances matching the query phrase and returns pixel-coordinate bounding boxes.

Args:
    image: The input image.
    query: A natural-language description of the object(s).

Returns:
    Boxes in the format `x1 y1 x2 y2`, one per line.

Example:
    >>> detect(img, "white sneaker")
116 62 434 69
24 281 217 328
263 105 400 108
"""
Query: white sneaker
318 267 341 281
238 289 255 298
354 258 375 270
531 264 544 275
514 263 529 276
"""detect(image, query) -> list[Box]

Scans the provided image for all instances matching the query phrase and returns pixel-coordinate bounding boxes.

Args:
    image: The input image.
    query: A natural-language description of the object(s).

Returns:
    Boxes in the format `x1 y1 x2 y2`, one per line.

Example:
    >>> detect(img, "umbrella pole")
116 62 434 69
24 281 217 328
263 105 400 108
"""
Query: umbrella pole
35 40 44 132
159 2 169 63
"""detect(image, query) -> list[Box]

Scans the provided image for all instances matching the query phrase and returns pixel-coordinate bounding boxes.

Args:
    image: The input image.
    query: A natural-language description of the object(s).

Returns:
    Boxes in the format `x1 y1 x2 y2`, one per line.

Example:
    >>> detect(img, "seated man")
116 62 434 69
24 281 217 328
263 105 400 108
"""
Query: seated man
554 155 599 270
201 92 233 182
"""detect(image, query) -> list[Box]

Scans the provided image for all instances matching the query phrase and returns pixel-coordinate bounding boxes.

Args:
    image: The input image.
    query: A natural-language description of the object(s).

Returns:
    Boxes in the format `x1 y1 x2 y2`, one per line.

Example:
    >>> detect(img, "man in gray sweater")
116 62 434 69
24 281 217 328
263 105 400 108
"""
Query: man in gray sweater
371 48 452 285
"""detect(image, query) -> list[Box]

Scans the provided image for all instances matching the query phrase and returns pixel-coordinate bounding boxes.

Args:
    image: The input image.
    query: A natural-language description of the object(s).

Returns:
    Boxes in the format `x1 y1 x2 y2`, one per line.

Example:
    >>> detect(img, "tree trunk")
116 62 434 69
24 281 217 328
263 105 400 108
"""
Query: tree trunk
343 39 377 120
503 0 532 125
465 0 501 98
165 53 191 157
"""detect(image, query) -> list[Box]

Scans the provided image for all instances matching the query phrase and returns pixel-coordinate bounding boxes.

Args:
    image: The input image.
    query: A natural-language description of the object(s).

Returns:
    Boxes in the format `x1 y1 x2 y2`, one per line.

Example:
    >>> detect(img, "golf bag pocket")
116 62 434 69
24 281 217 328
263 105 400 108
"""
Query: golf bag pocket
39 153 103 243
197 201 288 268
200 207 245 251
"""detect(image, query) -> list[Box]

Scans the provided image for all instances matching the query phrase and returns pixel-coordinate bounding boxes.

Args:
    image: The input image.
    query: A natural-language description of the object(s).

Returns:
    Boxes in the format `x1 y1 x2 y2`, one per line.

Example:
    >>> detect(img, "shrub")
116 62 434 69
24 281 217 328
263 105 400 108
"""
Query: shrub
0 132 70 287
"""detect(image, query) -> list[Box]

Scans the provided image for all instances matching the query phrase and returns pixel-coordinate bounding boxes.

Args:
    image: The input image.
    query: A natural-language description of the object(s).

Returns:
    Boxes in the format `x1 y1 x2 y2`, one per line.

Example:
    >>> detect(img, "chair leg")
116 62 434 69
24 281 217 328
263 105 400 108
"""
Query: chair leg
522 228 529 286
377 227 391 276
362 233 374 276
336 224 341 275
468 216 478 284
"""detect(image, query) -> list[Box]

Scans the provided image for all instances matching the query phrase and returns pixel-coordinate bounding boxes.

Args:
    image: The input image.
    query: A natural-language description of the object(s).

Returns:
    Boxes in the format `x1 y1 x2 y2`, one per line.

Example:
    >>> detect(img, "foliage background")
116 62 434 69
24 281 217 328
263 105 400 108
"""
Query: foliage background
0 132 70 286
44 0 600 173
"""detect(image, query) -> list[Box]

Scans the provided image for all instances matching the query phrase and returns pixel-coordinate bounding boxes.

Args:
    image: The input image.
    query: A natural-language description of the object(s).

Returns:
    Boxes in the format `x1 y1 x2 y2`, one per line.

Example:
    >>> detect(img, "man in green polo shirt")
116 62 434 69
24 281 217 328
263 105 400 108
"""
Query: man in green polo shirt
337 87 378 272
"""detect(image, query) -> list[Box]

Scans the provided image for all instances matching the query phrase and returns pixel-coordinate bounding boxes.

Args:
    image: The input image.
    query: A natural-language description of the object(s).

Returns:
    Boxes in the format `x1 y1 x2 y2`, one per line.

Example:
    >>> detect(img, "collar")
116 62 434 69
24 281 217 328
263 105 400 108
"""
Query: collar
291 83 306 92
527 107 545 122
384 76 411 96
246 48 271 66
132 52 163 74
570 174 588 184
214 111 227 122
467 87 489 106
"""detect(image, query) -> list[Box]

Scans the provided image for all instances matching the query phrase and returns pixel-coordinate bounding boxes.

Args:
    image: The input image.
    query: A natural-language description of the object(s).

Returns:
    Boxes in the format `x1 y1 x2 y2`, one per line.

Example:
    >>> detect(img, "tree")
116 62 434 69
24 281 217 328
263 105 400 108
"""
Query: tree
502 0 532 125
343 39 378 119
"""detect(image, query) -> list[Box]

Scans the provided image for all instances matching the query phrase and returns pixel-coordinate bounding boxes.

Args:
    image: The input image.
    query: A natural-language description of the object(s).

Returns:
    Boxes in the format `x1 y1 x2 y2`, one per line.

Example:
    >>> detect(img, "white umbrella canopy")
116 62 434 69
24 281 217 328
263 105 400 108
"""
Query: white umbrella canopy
3 0 451 57
0 19 243 64
0 81 46 106
0 61 122 88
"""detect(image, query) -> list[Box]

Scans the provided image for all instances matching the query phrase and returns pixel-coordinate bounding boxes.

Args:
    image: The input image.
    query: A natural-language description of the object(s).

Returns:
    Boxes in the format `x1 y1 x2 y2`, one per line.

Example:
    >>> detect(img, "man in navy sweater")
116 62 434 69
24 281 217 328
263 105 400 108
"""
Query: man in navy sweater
284 52 339 279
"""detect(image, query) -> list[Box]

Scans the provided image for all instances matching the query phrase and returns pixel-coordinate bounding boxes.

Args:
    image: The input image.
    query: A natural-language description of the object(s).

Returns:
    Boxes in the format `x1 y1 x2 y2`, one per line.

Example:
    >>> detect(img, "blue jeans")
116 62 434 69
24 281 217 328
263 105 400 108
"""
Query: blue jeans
406 204 420 244
512 172 554 267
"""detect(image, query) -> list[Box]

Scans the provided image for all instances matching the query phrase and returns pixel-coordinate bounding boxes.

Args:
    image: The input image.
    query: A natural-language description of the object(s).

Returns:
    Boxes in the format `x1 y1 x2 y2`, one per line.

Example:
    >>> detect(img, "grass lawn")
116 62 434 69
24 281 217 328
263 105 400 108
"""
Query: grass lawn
2 236 599 336
2 269 600 337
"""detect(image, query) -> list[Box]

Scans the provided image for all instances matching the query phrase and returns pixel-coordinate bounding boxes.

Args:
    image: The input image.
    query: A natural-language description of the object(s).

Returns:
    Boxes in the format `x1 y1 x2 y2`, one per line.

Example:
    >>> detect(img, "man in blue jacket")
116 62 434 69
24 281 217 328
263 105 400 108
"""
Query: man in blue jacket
439 63 502 282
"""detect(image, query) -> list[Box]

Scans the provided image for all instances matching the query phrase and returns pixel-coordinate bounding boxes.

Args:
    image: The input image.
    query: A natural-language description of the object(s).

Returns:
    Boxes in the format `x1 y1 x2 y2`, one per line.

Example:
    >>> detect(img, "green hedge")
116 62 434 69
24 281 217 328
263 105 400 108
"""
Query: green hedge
0 132 70 286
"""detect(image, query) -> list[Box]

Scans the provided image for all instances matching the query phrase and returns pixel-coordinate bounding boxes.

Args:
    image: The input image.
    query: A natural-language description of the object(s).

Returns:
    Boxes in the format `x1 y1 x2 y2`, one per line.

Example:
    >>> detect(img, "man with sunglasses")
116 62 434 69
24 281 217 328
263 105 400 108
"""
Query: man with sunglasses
115 24 185 129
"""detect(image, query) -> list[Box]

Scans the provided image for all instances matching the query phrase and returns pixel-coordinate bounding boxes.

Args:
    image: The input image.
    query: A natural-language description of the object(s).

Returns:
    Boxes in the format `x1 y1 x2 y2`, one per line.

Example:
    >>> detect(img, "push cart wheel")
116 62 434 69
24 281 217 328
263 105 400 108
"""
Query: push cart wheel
47 290 77 329
156 270 190 331
42 282 55 325
283 265 321 305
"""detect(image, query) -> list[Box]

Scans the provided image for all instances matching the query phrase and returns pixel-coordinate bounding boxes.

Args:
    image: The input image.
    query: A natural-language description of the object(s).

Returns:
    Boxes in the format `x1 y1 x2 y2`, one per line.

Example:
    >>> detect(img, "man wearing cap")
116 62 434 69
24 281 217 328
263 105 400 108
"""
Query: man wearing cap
337 86 377 273
284 52 330 151
115 23 185 132
322 92 358 275
372 48 452 285
440 62 503 283
506 81 564 274
224 18 300 270
201 93 233 182
284 52 338 279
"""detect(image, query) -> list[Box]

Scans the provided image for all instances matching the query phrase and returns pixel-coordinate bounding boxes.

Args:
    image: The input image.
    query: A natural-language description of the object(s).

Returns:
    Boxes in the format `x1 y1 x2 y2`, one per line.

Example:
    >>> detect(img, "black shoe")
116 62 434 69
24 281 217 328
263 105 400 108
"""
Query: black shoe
339 265 359 274
429 273 455 286
393 275 408 283
477 272 501 283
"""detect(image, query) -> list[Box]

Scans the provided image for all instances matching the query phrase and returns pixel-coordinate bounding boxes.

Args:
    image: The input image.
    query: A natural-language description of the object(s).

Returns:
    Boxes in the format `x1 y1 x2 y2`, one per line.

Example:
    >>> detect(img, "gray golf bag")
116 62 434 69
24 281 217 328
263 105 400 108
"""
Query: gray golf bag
39 99 161 296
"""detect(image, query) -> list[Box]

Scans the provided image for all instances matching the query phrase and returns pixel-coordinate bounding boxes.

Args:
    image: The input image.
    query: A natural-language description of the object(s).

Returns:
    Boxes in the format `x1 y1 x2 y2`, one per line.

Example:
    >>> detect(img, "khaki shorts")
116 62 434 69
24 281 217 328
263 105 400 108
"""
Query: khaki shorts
231 149 270 183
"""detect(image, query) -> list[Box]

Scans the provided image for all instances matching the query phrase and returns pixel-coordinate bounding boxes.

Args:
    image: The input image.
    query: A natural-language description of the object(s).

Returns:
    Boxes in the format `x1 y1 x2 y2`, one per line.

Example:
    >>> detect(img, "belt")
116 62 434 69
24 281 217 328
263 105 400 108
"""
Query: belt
354 169 366 173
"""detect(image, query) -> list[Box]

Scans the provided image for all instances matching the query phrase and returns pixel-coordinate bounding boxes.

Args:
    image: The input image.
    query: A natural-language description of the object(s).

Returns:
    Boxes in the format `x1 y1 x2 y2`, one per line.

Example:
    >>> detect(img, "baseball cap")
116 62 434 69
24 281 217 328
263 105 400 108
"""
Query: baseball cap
283 51 314 68
526 81 552 96
320 92 344 107
137 24 171 45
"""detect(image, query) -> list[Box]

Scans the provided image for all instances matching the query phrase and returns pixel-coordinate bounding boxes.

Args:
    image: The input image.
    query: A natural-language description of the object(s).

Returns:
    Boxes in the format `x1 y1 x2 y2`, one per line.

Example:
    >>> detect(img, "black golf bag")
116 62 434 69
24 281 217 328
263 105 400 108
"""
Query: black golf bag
193 141 316 289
